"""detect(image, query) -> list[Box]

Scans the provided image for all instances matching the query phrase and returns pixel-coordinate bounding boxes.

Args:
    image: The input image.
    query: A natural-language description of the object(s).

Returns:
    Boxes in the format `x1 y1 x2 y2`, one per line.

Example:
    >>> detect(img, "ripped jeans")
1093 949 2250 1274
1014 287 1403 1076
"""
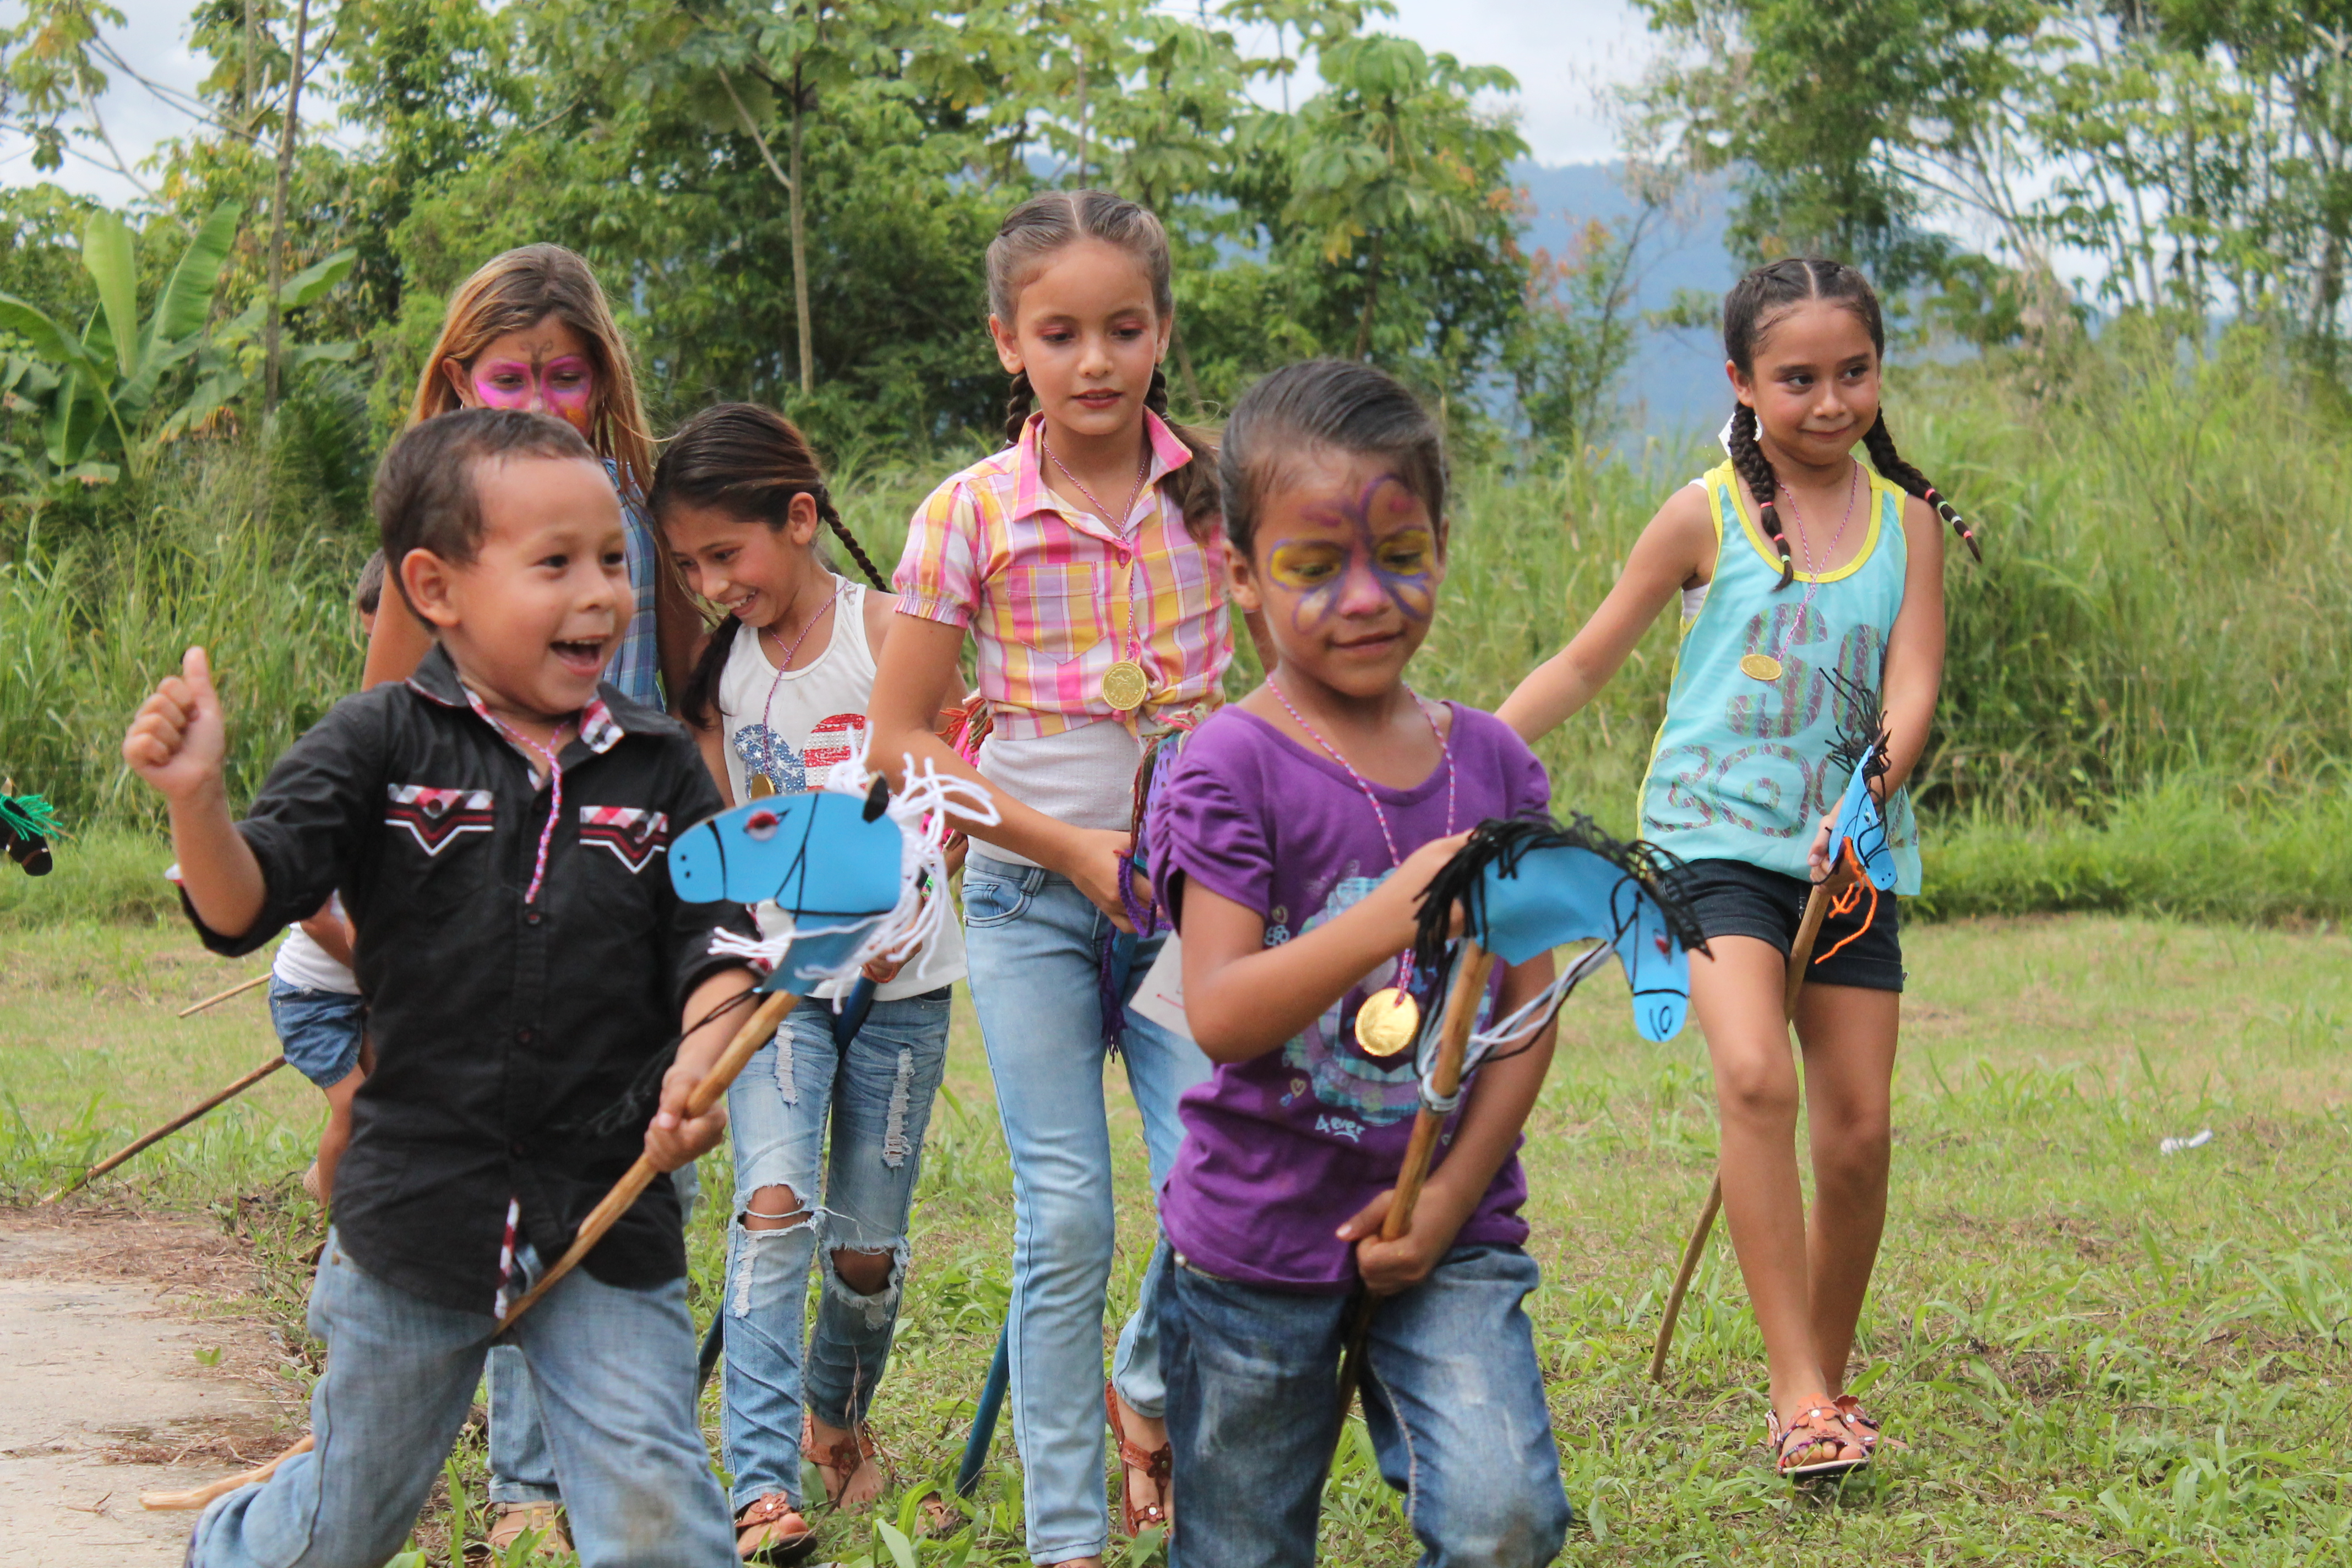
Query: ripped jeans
720 987 952 1512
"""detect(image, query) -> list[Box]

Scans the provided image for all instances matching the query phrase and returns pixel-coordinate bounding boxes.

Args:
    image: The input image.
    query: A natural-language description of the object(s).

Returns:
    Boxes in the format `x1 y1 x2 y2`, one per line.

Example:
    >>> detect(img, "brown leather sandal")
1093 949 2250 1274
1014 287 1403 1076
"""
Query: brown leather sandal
802 1412 885 1511
1766 1402 1870 1481
1104 1381 1172 1537
1832 1393 1907 1454
486 1501 570 1558
734 1493 818 1564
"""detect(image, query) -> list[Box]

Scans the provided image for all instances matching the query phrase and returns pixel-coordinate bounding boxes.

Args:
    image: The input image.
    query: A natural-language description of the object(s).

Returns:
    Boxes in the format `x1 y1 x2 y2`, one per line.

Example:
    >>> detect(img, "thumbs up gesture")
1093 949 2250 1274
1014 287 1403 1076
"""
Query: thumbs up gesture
123 647 229 805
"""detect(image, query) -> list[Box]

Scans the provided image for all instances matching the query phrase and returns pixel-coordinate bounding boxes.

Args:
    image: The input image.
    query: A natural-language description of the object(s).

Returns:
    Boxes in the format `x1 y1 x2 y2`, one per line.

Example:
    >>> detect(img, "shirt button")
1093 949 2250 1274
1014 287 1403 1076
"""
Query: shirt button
515 1027 534 1045
525 910 542 926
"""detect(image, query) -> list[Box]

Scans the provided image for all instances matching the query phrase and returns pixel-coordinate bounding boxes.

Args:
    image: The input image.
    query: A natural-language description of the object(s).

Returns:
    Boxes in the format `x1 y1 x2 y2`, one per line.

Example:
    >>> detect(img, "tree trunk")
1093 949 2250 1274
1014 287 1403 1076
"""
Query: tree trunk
790 63 813 396
1170 317 1203 411
264 0 309 411
1074 37 1088 186
241 0 256 133
1352 232 1384 361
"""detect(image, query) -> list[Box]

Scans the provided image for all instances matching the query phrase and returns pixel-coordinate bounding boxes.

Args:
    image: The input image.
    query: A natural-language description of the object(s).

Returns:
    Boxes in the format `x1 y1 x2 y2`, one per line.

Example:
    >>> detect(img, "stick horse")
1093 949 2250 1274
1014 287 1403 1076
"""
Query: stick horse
144 753 994 1512
1332 814 1709 1418
1647 702 1903 1382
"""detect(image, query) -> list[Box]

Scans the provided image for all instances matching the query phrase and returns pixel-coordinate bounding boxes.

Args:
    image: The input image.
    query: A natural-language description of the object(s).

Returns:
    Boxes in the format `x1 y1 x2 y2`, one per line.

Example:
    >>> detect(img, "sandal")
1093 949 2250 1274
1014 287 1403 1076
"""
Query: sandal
733 1494 818 1564
1832 1393 1907 1454
486 1501 571 1558
1104 1381 1172 1537
1766 1402 1869 1482
802 1412 886 1512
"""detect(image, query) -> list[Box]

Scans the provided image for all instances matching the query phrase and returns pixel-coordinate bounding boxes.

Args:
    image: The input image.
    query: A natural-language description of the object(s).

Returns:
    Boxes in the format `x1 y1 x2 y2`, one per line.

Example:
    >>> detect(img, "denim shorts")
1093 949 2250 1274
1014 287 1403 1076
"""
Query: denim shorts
268 978 366 1087
1669 857 1904 993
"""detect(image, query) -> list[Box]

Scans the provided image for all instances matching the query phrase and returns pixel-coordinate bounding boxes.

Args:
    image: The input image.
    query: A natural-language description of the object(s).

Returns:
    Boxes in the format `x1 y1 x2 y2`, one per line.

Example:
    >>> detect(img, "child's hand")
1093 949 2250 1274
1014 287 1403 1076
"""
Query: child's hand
1061 826 1140 932
1379 830 1473 942
644 1059 728 1172
1335 1188 1450 1297
1806 812 1837 879
123 647 228 804
861 953 907 984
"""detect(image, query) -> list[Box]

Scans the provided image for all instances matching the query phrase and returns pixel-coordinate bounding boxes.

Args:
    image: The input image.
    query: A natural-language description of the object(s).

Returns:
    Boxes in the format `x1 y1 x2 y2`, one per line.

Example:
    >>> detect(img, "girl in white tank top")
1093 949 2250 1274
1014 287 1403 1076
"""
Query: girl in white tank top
653 404 965 1559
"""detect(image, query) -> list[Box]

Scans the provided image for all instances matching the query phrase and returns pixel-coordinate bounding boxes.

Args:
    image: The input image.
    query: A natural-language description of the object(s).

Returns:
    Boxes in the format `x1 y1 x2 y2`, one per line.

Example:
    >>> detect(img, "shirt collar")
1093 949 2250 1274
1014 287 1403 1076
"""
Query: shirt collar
404 642 633 758
1011 409 1193 538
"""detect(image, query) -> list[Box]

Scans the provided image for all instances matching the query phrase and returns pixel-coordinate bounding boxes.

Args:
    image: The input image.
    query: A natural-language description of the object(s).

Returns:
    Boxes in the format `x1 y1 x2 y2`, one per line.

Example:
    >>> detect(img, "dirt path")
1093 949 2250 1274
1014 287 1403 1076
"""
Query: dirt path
0 1210 306 1568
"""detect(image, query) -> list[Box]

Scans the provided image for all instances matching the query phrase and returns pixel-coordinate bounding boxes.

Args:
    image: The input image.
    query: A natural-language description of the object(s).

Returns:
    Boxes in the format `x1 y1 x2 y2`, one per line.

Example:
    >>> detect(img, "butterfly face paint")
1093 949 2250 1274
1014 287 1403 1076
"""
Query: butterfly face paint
1261 473 1440 637
470 353 596 435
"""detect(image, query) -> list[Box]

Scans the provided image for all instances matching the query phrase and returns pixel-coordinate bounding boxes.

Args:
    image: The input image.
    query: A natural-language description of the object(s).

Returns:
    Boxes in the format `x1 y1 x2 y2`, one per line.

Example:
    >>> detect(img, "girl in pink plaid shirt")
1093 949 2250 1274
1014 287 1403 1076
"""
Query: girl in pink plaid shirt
869 190 1261 1566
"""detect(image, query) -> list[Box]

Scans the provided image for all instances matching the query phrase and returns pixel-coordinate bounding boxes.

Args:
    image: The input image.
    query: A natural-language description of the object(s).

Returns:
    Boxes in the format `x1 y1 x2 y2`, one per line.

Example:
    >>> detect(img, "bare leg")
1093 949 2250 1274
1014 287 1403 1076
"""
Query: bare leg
314 1066 364 1204
1689 936 1861 1463
1793 983 1899 1396
735 1186 817 1548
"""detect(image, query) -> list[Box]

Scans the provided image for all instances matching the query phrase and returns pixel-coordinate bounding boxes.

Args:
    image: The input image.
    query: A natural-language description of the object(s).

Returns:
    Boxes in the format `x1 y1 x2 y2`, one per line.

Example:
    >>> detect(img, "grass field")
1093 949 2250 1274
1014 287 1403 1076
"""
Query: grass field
6 906 2349 1565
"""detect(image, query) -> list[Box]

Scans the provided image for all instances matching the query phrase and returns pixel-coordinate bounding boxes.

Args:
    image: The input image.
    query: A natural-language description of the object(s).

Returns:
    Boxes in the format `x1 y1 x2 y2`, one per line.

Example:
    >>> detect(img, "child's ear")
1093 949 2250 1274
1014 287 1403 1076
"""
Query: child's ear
1223 538 1263 616
787 492 821 544
441 357 478 408
400 548 463 629
1725 357 1755 409
987 314 1023 376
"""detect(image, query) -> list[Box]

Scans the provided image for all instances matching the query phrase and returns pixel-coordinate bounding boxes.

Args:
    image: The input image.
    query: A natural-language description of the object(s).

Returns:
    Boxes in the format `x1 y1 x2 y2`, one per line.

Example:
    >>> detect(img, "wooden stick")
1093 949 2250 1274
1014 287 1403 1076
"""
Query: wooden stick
1647 867 1855 1381
493 988 799 1334
41 1057 288 1205
178 972 269 1018
141 1432 314 1510
1335 943 1497 1416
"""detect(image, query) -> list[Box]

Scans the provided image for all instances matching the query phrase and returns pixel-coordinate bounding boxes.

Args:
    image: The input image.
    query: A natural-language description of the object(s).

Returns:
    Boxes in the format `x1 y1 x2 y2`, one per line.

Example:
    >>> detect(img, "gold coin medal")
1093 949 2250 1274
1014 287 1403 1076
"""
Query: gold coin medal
1740 460 1861 683
741 578 846 797
1264 678 1456 1063
1101 658 1151 713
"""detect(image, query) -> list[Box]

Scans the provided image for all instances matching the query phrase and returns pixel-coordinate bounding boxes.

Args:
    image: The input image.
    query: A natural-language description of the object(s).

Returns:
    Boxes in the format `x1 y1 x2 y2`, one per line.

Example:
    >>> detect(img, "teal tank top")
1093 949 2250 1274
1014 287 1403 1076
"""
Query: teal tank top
1637 460 1923 894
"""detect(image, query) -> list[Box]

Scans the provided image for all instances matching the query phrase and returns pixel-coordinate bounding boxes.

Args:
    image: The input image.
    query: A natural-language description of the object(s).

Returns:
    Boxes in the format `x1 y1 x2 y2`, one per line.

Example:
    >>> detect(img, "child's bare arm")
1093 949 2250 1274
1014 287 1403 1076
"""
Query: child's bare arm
1340 950 1560 1295
1178 832 1470 1065
299 901 357 969
123 648 268 937
645 967 760 1172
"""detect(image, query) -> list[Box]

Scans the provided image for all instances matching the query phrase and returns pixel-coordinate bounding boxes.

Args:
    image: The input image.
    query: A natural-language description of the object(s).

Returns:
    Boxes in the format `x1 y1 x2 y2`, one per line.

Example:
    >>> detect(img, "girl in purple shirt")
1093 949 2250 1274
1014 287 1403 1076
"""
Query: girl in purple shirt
1147 360 1572 1567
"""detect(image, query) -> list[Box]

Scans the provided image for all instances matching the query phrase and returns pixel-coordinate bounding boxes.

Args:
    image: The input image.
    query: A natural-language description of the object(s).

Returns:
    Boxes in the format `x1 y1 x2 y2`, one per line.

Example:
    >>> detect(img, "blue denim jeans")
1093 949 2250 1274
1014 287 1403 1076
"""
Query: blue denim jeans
719 988 952 1510
960 853 1211 1565
1161 1245 1571 1568
486 1160 703 1507
188 1232 734 1568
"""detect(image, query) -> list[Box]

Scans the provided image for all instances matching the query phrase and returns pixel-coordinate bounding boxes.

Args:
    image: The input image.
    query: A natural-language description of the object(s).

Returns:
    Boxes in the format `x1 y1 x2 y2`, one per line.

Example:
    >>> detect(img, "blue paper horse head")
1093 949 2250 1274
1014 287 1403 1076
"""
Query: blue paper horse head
1828 742 1898 892
1412 817 1707 1043
669 789 903 993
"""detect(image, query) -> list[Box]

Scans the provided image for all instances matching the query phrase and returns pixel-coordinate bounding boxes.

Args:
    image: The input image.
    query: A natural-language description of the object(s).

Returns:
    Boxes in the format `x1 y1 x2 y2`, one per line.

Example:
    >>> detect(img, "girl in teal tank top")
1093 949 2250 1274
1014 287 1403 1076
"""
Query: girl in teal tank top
1499 259 1981 1483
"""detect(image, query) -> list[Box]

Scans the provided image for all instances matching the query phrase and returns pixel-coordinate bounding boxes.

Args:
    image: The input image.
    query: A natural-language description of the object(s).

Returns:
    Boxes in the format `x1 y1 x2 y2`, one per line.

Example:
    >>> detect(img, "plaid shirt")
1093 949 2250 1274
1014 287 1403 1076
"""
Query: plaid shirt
605 460 662 709
894 412 1234 741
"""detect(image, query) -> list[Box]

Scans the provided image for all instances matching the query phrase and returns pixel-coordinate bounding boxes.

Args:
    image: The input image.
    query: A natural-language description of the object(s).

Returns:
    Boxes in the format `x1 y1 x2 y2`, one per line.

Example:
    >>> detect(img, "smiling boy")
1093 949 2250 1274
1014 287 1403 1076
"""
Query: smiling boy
123 409 752 1568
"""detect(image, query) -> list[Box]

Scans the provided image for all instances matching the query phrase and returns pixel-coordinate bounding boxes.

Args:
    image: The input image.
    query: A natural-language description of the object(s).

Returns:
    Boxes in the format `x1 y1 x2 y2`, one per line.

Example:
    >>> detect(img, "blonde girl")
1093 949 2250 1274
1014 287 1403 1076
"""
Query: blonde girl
866 190 1250 1566
1500 257 1979 1480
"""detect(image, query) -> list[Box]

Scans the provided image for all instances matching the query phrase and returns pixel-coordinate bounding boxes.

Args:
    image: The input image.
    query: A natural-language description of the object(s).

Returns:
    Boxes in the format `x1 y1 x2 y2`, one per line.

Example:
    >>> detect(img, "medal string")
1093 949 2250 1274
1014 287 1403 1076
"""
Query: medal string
1761 458 1860 668
1265 678 1455 1001
1046 436 1154 689
750 576 846 793
466 695 570 906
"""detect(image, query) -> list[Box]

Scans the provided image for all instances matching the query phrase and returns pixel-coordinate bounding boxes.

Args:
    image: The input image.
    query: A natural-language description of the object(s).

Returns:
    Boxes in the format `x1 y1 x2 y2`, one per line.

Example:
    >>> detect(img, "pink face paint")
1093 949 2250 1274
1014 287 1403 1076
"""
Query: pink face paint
1261 476 1439 635
469 354 597 437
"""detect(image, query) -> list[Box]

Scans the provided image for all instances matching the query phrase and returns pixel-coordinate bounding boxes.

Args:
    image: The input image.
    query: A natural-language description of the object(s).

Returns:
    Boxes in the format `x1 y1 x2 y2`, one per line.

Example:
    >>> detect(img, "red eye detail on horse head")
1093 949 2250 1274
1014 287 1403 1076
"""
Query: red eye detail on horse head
1656 933 1671 955
745 809 781 842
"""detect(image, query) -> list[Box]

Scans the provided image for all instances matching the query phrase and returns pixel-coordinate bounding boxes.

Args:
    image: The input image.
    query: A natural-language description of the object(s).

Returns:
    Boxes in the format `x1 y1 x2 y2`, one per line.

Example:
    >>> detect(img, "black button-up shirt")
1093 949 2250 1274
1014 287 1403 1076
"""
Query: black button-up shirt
186 645 753 1313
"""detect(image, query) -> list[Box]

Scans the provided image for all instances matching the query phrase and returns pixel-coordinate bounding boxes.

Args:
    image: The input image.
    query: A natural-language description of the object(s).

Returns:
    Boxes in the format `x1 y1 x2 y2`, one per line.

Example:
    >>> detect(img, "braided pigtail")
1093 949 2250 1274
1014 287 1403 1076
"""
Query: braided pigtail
815 491 889 591
1002 371 1035 447
1862 412 1981 563
1145 363 1223 542
1727 403 1795 589
679 611 743 732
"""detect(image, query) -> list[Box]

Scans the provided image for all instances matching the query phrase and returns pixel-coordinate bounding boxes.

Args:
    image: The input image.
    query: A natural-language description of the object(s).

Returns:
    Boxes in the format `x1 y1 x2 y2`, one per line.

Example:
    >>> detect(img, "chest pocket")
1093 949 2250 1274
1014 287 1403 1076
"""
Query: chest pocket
1002 562 1110 664
384 785 495 856
577 806 671 874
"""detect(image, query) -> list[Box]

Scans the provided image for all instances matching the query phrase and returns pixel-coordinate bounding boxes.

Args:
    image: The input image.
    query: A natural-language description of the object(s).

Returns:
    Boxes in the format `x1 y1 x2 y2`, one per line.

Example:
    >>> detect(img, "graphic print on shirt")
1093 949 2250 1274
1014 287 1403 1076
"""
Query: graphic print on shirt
384 785 496 856
803 712 868 774
576 805 670 873
736 712 870 796
1274 867 1420 1128
1644 619 1916 850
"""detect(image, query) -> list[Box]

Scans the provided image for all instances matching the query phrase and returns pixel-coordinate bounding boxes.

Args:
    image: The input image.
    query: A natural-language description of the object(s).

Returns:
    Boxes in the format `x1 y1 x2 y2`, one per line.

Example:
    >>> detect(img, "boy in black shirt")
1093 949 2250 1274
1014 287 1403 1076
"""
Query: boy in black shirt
124 409 750 1568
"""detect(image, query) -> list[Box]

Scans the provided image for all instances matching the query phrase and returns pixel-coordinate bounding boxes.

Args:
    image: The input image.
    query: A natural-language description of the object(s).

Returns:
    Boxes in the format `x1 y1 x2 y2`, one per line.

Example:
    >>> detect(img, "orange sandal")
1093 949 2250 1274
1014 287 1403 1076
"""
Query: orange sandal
1767 1402 1870 1481
802 1413 886 1511
1832 1394 1906 1455
1104 1381 1172 1537
733 1494 818 1564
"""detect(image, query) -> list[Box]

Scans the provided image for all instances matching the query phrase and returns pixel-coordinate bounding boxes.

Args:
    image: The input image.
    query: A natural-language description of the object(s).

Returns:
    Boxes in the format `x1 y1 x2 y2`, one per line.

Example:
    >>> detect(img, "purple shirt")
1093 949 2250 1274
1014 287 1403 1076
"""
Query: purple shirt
1148 702 1552 1292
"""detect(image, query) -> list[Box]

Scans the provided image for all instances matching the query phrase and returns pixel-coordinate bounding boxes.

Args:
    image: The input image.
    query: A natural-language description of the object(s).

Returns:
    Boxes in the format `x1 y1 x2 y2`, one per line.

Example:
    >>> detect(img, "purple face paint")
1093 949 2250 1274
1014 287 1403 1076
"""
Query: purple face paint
470 353 597 437
1260 475 1439 635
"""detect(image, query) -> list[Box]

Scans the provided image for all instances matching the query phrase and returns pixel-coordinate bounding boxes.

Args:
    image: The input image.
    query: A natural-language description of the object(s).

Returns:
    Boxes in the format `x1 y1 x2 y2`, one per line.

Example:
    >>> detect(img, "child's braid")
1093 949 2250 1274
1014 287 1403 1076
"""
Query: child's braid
1002 370 1035 447
816 491 890 591
1727 402 1796 589
1861 412 1981 562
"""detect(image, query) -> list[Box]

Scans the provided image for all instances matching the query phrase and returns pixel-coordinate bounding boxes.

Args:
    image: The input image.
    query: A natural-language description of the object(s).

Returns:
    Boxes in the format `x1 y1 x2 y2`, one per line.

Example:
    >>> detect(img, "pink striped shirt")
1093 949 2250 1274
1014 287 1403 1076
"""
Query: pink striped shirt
894 411 1234 741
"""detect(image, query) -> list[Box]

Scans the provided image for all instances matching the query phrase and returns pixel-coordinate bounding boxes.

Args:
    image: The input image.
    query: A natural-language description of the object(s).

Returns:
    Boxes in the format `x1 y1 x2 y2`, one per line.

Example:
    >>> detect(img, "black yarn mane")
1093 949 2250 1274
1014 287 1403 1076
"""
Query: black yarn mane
1409 813 1709 983
1822 667 1892 800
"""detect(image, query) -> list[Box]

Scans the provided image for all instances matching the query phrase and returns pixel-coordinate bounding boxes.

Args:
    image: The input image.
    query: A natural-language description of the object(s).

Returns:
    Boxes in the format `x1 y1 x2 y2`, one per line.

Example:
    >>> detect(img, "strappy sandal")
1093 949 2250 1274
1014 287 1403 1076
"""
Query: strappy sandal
1832 1393 1907 1455
802 1412 886 1512
1766 1402 1870 1482
1104 1381 1172 1538
733 1494 818 1564
486 1501 569 1558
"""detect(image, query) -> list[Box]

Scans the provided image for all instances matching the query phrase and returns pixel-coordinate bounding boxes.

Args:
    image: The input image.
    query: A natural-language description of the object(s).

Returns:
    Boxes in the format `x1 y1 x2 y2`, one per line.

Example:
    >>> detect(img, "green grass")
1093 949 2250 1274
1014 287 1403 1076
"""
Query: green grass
8 912 2349 1565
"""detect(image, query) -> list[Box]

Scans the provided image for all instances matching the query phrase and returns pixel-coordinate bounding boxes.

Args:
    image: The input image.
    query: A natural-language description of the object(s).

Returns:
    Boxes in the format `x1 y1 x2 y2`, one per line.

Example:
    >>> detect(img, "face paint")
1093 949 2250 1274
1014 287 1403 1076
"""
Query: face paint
469 353 597 437
1260 475 1438 636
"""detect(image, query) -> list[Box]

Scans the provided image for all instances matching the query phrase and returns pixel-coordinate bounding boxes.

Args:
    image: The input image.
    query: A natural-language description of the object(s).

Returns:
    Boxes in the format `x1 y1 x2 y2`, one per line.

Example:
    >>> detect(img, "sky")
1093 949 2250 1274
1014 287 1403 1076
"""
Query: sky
1 0 1657 205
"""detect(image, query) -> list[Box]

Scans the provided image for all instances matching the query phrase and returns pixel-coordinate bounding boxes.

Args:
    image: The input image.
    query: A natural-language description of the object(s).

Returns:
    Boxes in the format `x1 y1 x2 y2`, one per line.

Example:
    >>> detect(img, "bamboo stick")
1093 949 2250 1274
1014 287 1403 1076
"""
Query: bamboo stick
141 1433 314 1510
178 972 269 1018
42 1057 288 1205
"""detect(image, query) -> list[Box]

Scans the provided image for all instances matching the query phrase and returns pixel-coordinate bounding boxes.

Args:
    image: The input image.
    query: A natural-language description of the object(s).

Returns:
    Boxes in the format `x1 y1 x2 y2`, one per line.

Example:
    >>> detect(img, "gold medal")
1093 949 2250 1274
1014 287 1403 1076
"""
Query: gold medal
1739 652 1784 682
1101 659 1150 713
747 772 777 799
1354 987 1421 1058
